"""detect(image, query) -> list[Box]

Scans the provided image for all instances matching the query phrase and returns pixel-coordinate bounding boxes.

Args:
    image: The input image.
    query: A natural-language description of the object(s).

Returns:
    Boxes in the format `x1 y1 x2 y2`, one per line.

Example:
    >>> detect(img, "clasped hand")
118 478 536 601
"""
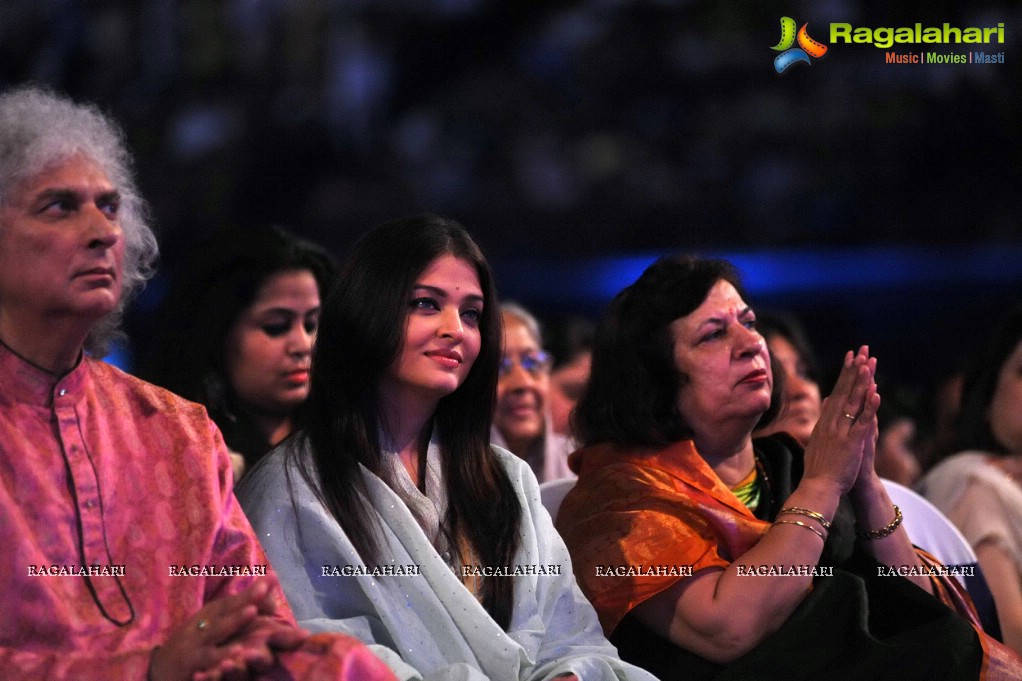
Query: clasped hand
801 346 880 496
149 576 307 681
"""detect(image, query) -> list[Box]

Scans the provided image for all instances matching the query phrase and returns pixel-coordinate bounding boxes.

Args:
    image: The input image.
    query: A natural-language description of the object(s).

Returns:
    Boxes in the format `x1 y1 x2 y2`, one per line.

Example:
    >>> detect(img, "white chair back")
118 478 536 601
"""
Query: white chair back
539 478 577 523
881 478 977 588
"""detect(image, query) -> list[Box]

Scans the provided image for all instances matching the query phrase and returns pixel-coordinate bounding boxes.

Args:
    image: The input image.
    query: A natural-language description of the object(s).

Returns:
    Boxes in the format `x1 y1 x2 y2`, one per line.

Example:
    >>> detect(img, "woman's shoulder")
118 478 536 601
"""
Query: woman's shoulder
489 443 536 487
918 450 1007 510
562 441 703 518
235 440 312 509
920 451 998 491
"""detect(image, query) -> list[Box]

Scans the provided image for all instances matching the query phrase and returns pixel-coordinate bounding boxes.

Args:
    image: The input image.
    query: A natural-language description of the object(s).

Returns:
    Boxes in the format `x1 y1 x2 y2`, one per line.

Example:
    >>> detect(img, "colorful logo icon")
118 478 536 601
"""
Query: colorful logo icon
771 17 828 73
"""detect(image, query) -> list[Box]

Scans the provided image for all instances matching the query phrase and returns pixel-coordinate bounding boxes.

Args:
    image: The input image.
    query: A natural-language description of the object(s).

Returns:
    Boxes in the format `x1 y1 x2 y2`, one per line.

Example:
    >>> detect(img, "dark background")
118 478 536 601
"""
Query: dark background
2 0 1019 414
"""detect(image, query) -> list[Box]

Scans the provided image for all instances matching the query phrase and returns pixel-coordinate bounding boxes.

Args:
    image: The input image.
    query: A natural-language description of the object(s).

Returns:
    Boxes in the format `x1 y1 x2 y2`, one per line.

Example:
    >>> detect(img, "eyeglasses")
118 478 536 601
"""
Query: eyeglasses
499 350 553 377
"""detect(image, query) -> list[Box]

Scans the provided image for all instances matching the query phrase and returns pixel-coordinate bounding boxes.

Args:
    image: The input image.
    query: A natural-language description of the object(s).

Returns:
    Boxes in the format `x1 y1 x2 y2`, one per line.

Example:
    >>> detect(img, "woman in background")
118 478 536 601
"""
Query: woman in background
491 303 575 483
752 313 821 448
920 309 1022 656
238 215 650 681
544 314 594 439
138 225 334 478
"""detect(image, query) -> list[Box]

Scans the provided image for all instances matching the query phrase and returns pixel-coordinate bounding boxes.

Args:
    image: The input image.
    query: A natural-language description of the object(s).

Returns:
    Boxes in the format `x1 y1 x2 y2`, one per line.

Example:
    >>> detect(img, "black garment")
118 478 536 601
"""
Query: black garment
209 401 273 471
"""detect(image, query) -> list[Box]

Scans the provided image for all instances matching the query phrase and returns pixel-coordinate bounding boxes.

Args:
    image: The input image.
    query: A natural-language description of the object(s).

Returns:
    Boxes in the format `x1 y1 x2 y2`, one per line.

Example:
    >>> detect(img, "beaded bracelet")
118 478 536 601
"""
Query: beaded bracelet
773 519 827 542
778 506 832 530
856 505 903 540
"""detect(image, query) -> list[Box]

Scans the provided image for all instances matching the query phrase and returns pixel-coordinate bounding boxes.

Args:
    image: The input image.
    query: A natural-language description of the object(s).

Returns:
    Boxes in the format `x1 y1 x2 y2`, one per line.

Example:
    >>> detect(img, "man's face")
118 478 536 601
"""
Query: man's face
0 154 125 334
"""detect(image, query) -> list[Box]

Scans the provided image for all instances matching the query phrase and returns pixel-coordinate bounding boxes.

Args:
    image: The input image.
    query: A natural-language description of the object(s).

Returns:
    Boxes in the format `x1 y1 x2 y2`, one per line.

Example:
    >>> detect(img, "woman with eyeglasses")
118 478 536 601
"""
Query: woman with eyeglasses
491 303 576 483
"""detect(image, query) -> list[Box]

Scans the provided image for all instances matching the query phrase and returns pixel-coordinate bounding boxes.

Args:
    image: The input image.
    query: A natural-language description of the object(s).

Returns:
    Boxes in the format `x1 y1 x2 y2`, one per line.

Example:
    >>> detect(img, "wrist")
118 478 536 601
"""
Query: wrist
796 475 846 505
849 469 885 504
786 476 844 525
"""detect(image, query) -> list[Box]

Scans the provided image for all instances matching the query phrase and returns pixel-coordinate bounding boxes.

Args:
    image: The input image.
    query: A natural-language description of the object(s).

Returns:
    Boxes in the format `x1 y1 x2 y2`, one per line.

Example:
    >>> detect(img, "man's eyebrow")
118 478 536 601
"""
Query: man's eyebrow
31 187 121 204
33 188 78 203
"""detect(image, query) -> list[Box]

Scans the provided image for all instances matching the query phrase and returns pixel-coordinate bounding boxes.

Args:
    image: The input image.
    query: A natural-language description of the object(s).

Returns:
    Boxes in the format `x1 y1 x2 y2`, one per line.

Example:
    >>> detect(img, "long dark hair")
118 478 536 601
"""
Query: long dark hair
291 214 523 628
953 308 1022 456
137 224 335 465
574 255 782 448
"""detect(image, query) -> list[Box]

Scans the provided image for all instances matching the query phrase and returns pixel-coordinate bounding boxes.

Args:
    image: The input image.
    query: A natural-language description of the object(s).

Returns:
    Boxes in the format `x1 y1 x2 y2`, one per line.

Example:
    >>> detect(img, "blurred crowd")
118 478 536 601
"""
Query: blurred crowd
3 22 1022 668
1 0 1018 266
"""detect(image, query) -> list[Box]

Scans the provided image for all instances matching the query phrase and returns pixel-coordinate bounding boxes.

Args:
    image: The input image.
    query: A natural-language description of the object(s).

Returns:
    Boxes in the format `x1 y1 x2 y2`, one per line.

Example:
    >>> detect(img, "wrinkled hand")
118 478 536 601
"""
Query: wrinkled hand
801 346 881 496
852 389 882 492
149 577 306 681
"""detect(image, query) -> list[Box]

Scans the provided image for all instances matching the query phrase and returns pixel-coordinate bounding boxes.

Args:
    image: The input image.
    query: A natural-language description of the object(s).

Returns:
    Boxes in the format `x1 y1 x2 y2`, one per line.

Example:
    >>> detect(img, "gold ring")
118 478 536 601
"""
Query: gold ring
843 413 856 421
197 619 208 630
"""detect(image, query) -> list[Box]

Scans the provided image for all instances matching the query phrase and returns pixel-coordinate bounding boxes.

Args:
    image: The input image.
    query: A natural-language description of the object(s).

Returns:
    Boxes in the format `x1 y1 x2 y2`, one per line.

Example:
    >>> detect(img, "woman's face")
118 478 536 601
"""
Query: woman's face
758 334 821 446
495 314 551 451
549 350 590 437
225 269 320 416
988 339 1022 453
670 279 773 434
381 254 483 410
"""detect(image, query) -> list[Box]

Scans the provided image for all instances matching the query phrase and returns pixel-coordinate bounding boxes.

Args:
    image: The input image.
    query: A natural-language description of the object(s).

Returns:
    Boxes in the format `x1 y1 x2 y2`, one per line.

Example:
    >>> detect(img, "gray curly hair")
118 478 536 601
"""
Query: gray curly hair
0 85 159 356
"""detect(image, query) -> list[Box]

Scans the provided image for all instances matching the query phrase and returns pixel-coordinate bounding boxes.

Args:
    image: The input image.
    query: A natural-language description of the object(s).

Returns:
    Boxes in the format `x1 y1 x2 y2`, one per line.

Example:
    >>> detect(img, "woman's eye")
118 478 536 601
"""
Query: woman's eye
461 307 481 324
412 297 439 312
743 318 757 329
303 319 319 334
261 323 290 337
702 329 725 343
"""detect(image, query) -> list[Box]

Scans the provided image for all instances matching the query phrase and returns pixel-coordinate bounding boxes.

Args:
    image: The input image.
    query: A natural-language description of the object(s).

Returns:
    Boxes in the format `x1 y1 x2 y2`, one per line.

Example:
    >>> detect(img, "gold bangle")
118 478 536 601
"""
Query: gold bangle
856 505 903 540
773 519 827 542
778 506 832 530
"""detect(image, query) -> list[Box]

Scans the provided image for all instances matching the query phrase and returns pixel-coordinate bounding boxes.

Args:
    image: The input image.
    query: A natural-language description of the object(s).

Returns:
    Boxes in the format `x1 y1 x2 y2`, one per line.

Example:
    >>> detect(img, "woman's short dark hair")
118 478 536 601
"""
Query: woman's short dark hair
137 224 335 462
292 214 522 629
953 308 1022 455
574 255 782 448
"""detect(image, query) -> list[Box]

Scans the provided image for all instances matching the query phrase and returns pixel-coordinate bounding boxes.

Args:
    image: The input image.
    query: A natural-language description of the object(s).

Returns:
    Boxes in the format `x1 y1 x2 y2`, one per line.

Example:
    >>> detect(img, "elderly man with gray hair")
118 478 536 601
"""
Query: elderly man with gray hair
0 85 393 681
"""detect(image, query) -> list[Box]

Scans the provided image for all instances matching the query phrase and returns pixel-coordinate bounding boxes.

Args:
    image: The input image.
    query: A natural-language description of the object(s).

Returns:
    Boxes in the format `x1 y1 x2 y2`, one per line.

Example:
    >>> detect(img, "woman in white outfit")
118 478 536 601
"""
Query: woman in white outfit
920 308 1022 656
237 214 652 681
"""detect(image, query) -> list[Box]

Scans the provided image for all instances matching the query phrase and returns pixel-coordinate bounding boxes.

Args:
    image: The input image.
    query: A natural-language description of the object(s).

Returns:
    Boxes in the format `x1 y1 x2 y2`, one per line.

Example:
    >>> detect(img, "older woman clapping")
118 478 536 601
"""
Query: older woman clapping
556 256 1017 680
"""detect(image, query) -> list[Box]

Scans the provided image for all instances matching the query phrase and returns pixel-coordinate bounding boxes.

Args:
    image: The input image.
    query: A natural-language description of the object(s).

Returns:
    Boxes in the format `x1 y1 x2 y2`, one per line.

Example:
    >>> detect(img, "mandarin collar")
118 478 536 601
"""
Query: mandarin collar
0 340 87 408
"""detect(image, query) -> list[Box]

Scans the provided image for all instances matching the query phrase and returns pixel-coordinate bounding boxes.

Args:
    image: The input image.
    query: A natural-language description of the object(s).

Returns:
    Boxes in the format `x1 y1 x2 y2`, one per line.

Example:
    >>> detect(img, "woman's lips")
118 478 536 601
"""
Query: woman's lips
426 349 462 368
284 370 310 384
738 369 768 385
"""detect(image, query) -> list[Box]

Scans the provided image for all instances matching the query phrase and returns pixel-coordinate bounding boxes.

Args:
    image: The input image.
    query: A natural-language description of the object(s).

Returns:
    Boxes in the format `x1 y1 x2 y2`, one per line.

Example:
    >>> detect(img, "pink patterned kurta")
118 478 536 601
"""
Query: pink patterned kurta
0 342 393 681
